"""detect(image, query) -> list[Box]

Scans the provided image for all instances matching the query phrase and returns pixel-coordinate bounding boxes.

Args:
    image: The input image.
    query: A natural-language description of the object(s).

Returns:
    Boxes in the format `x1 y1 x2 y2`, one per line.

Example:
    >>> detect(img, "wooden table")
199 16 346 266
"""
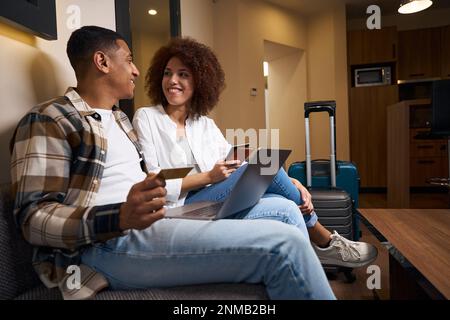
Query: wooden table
360 208 450 299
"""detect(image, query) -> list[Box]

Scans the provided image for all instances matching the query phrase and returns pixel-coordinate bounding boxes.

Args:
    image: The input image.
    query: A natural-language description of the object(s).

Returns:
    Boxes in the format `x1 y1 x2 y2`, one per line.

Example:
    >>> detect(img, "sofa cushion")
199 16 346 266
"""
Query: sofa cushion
15 283 268 300
1 183 268 300
0 184 41 299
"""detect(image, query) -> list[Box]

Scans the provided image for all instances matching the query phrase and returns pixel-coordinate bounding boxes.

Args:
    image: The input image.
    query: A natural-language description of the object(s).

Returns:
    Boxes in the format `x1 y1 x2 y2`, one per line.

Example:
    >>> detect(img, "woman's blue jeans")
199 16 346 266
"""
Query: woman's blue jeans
185 165 319 229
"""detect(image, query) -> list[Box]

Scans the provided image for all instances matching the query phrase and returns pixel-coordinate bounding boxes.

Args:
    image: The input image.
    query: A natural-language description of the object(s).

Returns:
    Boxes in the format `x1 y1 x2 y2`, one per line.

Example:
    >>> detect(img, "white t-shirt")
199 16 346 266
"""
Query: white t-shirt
133 105 232 207
93 108 146 206
176 136 201 175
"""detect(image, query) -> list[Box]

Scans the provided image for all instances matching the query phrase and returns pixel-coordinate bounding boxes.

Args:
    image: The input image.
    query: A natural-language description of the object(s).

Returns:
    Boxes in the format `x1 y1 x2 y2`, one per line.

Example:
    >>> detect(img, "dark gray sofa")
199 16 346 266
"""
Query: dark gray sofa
0 184 268 300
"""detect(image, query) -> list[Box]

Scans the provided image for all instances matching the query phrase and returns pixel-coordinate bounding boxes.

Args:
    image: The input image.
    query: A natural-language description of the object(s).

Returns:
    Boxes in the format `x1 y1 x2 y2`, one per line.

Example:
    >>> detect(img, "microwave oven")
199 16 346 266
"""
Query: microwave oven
354 66 392 87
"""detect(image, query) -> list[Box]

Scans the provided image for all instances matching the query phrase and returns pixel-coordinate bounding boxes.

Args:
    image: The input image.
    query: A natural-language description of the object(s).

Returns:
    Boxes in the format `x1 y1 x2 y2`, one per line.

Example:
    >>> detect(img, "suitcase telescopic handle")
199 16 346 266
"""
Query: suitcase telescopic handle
304 101 336 118
304 101 337 188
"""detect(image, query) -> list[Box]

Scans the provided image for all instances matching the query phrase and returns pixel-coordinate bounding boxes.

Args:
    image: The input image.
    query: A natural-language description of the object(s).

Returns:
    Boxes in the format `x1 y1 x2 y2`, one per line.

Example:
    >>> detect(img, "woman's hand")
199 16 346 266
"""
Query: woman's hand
207 160 241 184
290 178 315 215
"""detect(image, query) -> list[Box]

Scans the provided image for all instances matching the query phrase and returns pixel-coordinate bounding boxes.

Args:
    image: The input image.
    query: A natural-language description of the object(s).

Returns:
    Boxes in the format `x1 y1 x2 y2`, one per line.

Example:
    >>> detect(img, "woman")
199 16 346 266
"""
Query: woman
133 37 377 268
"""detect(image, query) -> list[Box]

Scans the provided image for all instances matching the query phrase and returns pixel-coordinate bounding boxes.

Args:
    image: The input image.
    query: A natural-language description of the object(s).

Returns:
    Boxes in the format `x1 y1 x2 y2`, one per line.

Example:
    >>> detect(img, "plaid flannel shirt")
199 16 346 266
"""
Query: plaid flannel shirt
10 88 147 300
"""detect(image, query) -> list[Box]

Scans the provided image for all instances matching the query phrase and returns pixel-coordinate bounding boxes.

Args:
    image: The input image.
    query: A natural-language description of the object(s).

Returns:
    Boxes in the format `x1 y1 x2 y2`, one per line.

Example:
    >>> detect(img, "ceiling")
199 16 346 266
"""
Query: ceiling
127 0 450 35
129 0 170 34
264 0 450 19
130 0 450 34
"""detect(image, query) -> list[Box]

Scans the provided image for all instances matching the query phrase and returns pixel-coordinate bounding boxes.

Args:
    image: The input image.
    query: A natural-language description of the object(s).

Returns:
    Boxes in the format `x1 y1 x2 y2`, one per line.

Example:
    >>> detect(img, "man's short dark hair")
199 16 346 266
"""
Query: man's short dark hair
66 25 126 79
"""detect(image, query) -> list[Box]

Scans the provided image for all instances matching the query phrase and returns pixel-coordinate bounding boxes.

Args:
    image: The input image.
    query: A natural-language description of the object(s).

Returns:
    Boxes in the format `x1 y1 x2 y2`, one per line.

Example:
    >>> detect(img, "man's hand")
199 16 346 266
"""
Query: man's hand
290 178 314 215
119 173 167 230
207 160 241 184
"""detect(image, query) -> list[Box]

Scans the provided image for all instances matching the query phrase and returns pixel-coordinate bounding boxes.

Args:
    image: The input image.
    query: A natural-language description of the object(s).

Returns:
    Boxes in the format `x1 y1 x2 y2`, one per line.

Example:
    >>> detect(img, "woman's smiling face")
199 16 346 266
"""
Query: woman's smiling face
162 56 195 108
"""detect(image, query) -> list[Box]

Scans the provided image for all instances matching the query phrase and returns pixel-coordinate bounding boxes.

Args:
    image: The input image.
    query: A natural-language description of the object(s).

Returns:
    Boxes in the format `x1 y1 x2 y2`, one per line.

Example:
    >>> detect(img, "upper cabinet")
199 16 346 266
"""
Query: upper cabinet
441 25 450 79
348 27 397 65
398 27 442 81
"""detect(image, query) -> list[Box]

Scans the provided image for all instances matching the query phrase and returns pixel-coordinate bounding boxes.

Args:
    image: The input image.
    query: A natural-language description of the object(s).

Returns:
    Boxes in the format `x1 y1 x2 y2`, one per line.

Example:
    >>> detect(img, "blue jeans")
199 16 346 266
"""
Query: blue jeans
81 196 335 299
185 165 319 228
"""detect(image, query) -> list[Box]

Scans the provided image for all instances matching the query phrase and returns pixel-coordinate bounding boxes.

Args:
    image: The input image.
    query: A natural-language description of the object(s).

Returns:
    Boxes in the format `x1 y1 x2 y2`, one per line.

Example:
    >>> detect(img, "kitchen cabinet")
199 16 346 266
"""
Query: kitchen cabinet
410 157 448 187
387 100 449 207
349 85 399 188
398 27 442 80
410 128 449 187
347 27 397 65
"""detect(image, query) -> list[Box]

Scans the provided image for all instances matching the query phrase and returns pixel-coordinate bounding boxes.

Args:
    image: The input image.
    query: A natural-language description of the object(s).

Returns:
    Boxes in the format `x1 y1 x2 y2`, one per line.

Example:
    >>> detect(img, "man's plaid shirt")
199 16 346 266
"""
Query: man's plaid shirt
10 88 147 299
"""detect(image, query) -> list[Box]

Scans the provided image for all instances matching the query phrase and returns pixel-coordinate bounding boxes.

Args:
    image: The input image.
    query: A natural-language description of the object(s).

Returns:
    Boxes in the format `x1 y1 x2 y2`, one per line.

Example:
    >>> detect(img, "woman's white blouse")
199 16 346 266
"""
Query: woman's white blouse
133 105 231 207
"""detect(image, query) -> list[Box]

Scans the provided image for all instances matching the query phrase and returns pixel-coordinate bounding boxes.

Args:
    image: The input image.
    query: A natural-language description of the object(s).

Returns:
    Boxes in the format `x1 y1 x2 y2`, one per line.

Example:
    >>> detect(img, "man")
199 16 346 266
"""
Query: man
10 26 335 300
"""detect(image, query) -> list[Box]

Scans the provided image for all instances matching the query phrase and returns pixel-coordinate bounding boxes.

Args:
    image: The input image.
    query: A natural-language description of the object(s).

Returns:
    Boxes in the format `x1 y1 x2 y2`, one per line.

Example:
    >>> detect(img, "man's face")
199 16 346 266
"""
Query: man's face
107 39 140 100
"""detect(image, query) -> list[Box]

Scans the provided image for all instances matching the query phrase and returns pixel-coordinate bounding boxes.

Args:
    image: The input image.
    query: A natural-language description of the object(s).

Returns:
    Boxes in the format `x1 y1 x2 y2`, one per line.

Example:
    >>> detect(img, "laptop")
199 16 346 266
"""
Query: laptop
165 148 291 220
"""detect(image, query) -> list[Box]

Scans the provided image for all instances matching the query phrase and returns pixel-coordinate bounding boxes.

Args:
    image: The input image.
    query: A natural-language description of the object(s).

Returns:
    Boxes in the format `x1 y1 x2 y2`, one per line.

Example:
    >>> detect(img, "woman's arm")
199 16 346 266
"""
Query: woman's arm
180 160 240 193
179 117 239 193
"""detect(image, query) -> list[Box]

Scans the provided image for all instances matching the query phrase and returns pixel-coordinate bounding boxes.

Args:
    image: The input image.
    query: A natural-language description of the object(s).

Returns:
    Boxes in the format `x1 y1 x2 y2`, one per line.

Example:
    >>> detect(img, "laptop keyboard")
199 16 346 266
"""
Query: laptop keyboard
182 202 224 217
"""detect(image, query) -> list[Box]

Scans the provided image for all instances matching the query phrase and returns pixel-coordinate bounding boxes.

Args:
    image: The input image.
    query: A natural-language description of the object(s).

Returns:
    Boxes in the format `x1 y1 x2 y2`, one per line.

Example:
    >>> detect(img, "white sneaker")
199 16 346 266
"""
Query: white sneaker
313 231 378 268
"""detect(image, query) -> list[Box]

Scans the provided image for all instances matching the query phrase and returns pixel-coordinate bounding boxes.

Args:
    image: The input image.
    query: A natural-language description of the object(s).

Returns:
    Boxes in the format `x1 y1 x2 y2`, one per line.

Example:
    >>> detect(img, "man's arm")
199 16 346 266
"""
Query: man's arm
11 112 166 250
11 112 122 249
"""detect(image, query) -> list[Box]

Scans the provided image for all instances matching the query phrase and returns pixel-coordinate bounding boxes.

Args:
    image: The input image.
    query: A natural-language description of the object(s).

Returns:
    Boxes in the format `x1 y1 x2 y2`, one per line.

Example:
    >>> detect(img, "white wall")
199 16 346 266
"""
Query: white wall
307 5 350 160
180 0 215 48
130 0 171 111
132 31 169 108
185 0 310 166
267 49 308 165
180 0 350 164
0 0 116 183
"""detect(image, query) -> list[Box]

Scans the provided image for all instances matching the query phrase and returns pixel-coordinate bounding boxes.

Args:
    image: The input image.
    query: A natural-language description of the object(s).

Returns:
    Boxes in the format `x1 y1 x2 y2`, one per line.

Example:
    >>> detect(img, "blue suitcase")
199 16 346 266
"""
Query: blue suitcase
287 101 361 241
288 160 360 208
288 160 361 240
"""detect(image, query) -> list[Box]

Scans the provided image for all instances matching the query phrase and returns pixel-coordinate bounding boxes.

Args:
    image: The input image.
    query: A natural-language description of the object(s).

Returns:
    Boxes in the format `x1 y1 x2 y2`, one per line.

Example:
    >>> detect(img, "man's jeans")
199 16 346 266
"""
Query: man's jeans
81 196 335 299
185 165 319 229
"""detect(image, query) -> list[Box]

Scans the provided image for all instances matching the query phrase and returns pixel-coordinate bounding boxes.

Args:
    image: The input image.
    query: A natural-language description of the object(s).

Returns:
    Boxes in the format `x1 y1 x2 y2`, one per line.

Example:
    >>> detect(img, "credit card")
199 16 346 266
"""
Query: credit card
156 167 193 180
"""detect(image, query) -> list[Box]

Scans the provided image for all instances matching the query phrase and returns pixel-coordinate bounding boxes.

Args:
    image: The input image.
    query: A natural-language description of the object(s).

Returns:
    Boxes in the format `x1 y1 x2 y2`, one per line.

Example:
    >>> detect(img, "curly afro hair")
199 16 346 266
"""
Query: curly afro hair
145 37 225 119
